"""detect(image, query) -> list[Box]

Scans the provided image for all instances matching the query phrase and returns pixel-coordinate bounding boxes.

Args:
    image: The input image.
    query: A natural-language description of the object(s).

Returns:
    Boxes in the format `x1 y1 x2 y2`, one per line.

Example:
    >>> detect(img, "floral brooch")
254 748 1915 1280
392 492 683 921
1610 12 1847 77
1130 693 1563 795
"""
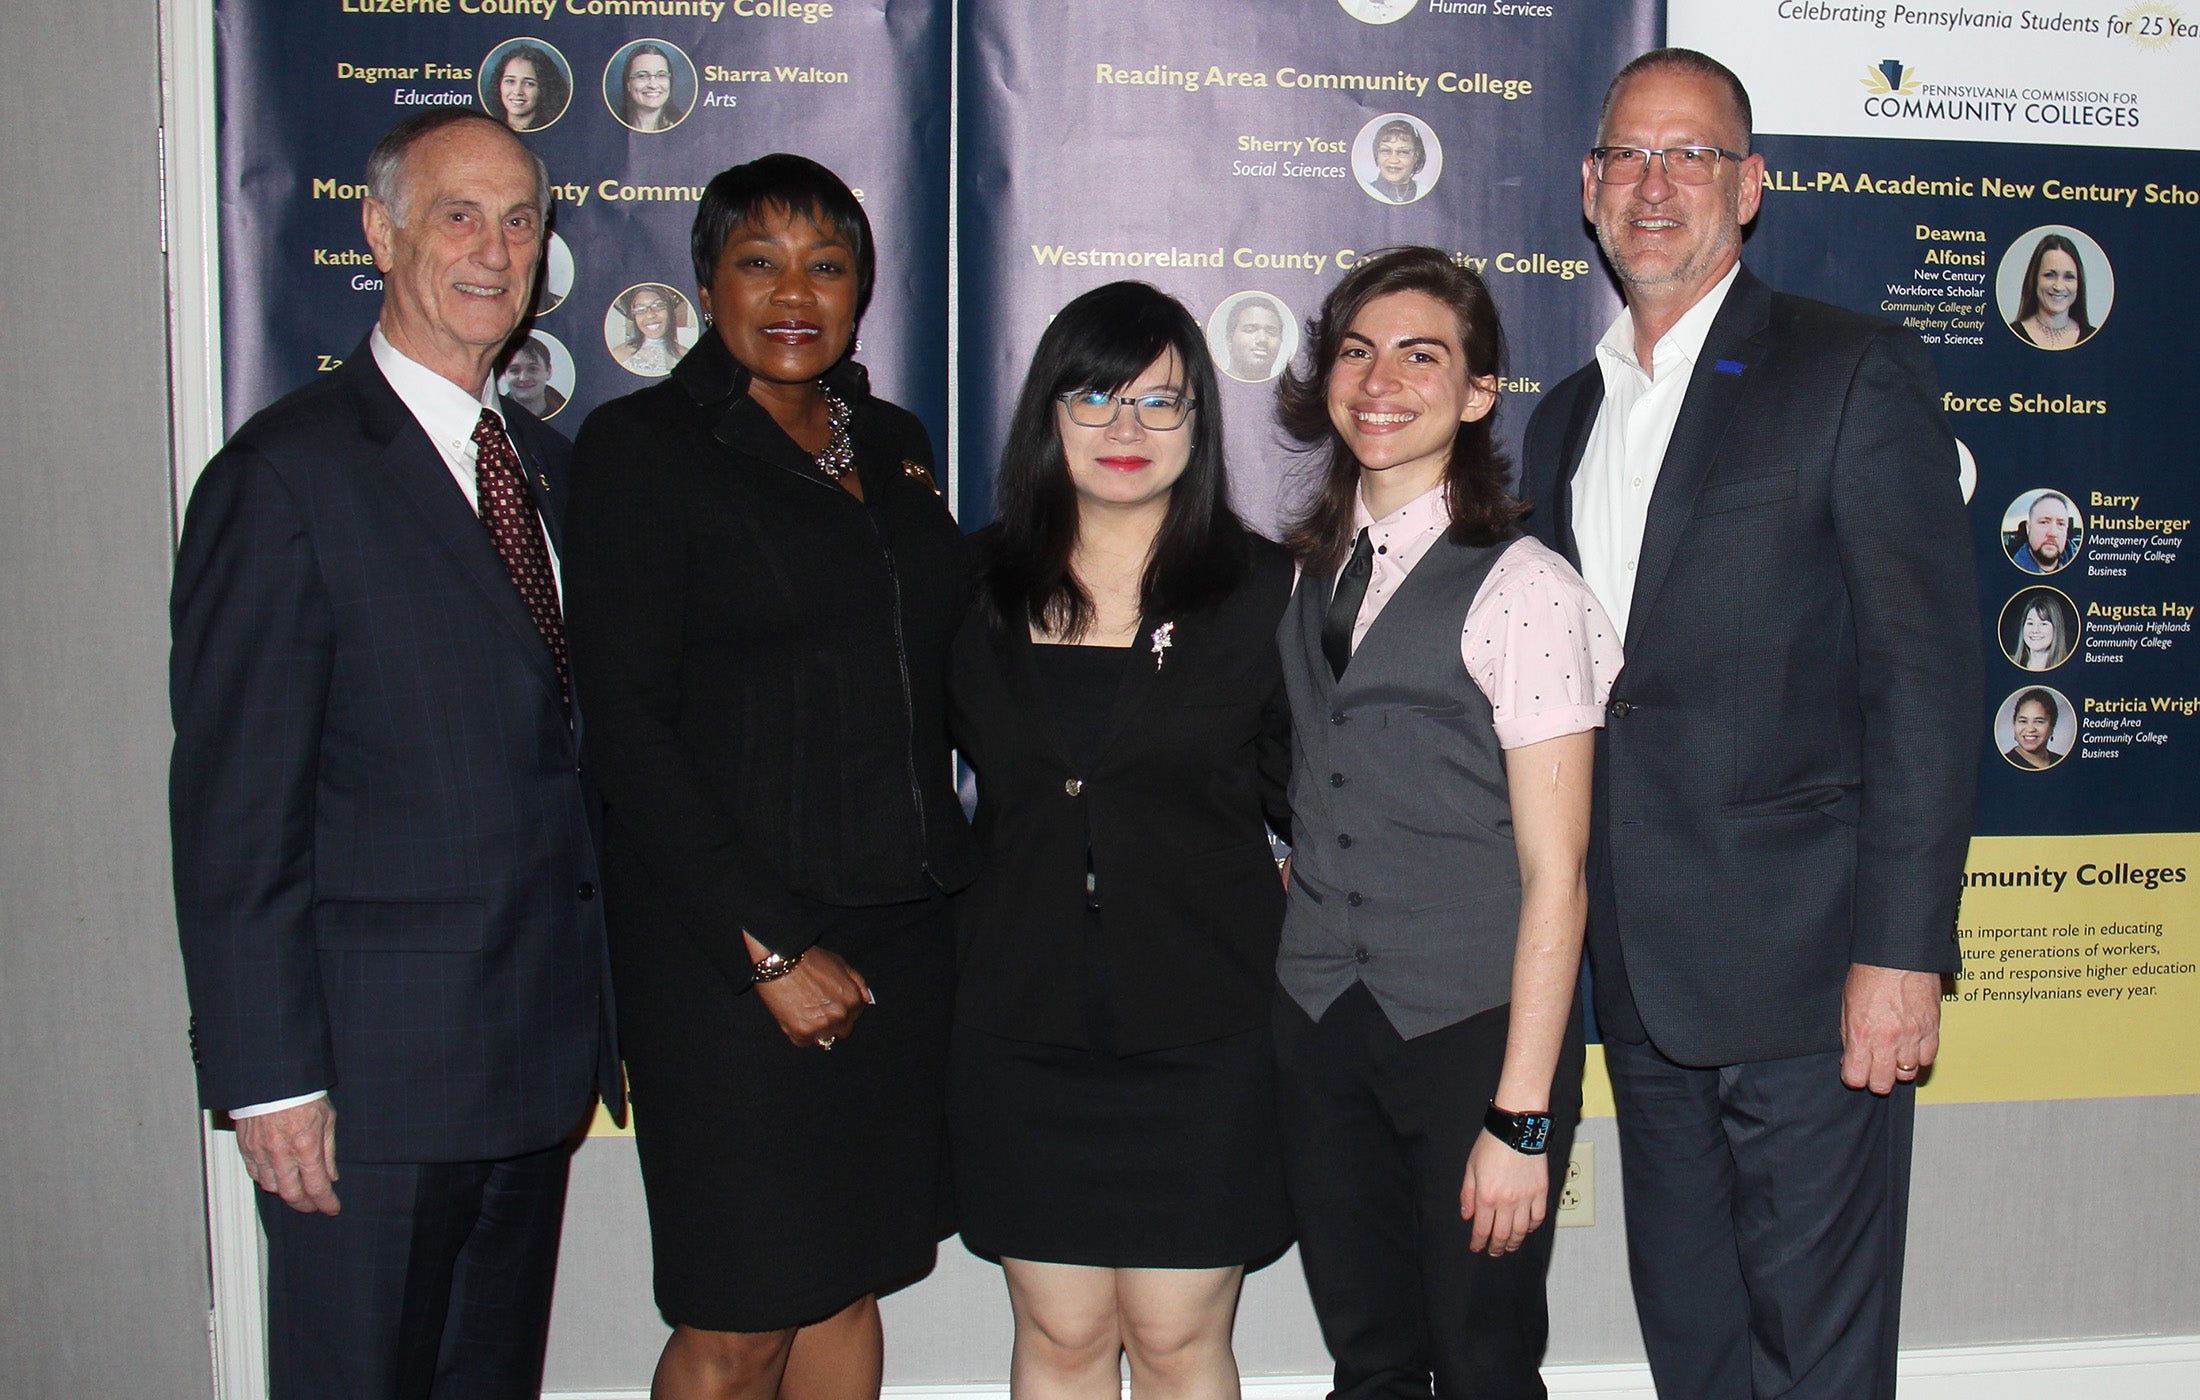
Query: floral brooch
1149 620 1175 671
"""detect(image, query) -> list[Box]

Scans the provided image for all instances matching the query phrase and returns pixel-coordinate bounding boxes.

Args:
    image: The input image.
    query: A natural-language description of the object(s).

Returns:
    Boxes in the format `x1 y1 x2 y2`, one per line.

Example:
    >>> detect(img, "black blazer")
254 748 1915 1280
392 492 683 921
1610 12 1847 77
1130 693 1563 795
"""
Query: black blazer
170 345 621 1163
948 527 1293 1055
562 334 978 987
1522 267 1982 1067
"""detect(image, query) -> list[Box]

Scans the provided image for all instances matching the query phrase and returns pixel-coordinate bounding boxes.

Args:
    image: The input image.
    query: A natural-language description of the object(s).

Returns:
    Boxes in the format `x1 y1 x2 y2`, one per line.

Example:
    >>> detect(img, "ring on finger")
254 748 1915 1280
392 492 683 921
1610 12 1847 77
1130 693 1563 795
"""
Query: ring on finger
817 1035 838 1050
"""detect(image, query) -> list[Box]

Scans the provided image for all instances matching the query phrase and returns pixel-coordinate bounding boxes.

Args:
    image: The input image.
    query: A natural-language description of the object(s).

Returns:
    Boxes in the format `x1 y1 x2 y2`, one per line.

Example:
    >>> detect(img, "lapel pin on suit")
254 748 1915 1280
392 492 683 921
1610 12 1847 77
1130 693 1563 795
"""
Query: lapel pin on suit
1714 360 1747 375
1149 620 1175 671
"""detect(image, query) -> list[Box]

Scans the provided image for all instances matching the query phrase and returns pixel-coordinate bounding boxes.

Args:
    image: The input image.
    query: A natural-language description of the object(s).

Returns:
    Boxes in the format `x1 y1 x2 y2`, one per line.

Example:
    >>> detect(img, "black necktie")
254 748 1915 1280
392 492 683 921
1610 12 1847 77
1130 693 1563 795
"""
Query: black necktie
1321 528 1374 681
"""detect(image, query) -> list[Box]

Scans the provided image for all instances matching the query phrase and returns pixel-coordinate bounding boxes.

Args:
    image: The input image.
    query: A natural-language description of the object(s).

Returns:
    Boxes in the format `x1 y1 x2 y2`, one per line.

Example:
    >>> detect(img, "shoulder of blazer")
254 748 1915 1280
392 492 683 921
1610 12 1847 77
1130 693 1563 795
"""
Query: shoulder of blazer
221 342 393 461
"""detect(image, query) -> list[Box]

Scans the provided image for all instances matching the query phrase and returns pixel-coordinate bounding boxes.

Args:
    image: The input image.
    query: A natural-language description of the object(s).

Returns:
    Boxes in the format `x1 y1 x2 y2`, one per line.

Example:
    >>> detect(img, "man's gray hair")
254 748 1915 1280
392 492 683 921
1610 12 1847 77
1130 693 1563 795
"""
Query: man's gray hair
1597 47 1753 151
363 111 552 226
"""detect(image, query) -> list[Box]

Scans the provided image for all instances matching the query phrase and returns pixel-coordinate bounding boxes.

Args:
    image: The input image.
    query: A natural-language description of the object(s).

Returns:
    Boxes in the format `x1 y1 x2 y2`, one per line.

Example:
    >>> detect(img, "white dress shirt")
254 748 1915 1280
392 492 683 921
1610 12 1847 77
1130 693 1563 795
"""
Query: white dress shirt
1570 261 1740 639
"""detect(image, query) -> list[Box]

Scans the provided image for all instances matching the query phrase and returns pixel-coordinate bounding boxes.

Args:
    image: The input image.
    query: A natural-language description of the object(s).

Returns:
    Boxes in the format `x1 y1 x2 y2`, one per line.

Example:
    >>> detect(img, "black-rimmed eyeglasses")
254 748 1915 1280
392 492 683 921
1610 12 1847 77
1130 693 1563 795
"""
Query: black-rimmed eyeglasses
1057 390 1195 431
1589 145 1746 185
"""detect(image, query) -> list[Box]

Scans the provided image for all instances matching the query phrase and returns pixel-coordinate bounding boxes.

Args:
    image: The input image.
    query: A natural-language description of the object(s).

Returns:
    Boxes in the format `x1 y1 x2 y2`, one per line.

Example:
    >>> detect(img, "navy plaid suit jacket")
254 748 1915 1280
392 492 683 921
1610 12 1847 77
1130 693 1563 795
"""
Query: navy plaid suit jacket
171 344 620 1163
1521 267 1982 1068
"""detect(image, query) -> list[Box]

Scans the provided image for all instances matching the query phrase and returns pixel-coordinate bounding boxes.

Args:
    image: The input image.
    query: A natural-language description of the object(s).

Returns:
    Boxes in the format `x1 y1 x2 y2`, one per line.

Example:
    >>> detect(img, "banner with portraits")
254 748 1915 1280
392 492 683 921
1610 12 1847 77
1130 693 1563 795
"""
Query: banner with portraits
209 0 2197 1109
213 0 953 449
952 0 1661 530
1671 0 2200 1104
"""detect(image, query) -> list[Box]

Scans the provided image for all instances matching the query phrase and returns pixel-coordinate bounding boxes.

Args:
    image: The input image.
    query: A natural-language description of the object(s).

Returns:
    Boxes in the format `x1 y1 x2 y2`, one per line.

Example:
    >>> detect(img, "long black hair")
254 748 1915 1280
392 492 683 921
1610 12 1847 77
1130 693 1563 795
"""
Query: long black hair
1277 247 1518 573
982 281 1246 641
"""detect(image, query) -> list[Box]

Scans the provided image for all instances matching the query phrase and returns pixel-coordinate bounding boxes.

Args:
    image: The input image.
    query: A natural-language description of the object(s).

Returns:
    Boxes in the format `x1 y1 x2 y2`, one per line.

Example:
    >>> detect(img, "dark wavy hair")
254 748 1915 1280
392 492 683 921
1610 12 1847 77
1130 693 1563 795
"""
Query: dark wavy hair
690 155 875 339
1278 247 1518 573
492 44 569 132
981 281 1246 642
2013 233 2092 335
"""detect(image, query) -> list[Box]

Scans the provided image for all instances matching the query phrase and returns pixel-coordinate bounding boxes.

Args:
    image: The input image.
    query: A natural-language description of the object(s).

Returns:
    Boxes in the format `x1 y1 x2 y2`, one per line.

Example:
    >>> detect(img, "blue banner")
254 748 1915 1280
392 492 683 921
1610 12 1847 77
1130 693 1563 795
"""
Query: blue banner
215 0 952 449
955 0 1663 532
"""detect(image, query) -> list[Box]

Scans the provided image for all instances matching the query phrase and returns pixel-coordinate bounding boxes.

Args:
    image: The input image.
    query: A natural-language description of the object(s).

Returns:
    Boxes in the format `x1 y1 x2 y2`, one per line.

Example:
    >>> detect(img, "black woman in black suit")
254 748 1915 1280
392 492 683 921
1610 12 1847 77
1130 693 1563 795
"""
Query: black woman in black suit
947 281 1294 1399
563 154 976 1400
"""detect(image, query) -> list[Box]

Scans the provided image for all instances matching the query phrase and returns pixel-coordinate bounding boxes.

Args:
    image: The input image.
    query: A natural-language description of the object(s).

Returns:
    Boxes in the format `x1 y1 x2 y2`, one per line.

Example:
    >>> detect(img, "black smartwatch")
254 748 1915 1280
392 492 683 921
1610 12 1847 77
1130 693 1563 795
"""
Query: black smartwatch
1482 1101 1553 1155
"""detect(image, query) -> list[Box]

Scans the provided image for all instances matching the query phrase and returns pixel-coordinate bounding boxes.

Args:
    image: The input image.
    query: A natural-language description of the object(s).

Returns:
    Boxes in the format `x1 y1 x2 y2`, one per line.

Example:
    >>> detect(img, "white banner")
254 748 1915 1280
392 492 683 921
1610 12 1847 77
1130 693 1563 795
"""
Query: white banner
1672 1 2200 150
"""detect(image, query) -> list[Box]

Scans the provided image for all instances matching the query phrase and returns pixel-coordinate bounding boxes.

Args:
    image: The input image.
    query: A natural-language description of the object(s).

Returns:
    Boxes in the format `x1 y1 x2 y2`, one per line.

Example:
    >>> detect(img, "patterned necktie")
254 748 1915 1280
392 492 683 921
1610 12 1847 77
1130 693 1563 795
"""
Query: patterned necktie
471 409 570 713
1321 527 1375 681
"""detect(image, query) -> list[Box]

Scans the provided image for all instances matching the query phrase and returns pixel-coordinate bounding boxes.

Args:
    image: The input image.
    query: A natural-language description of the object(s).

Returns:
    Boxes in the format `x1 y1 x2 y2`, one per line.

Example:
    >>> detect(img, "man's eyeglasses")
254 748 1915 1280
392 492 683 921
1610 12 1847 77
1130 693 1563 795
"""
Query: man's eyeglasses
1589 145 1746 185
1057 390 1195 431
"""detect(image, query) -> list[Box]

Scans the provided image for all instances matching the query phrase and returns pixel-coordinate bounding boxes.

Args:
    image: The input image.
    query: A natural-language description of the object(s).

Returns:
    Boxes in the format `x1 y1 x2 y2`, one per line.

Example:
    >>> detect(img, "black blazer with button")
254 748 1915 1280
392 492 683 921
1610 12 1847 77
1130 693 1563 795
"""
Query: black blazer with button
562 334 978 988
948 525 1293 1055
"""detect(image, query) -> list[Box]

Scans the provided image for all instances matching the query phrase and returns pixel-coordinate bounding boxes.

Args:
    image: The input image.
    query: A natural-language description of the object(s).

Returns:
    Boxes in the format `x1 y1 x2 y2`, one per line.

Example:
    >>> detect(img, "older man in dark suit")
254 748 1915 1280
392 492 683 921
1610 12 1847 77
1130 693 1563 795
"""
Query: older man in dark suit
1522 49 1981 1399
171 110 619 1398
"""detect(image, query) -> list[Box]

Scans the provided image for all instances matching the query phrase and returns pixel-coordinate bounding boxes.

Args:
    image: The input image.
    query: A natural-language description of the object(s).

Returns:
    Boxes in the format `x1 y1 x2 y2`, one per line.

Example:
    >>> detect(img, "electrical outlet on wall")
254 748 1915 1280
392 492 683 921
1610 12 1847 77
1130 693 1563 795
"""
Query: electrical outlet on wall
1557 1140 1594 1227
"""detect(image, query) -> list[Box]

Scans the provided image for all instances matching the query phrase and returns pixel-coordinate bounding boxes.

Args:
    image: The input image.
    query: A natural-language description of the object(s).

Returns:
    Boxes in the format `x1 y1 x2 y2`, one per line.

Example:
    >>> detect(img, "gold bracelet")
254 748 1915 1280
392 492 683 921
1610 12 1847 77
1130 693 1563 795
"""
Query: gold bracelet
751 949 804 983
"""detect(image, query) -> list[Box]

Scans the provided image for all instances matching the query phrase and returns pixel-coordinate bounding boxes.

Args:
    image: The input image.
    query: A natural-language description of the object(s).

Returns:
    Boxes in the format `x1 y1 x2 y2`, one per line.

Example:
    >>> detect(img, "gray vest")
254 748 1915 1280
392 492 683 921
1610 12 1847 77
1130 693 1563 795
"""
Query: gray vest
1278 535 1520 1038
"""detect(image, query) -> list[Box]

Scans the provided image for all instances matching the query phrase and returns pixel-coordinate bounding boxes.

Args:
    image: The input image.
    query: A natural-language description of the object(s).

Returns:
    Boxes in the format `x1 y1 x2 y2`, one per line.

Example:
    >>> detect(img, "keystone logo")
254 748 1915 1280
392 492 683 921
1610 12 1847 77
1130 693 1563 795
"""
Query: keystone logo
1862 60 1920 96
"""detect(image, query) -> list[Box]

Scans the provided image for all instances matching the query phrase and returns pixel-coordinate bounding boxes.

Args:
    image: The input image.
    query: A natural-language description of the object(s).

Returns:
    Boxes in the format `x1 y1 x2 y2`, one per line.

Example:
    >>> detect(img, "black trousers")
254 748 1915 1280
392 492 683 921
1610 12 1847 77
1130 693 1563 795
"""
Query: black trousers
256 1140 575 1400
1274 982 1583 1400
1604 1038 1915 1400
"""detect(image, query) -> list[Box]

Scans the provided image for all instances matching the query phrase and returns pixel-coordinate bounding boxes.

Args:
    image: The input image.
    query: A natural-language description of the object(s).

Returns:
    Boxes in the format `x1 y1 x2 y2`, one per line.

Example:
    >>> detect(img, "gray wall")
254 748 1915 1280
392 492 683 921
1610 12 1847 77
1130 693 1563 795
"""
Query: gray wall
0 0 217 1394
538 1098 2200 1387
2 0 2193 1392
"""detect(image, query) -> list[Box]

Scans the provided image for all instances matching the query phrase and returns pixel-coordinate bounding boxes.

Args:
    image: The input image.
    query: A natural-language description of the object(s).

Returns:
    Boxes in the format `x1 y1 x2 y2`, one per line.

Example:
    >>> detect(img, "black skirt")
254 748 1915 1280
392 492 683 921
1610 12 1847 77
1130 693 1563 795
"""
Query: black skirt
949 1016 1294 1270
616 894 954 1333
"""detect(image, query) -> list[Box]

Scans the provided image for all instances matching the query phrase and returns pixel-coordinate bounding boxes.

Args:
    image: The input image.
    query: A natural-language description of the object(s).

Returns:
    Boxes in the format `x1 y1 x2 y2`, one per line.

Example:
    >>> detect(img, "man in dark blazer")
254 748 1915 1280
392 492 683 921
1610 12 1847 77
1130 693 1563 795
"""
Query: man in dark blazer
1521 50 1980 1399
171 110 619 1398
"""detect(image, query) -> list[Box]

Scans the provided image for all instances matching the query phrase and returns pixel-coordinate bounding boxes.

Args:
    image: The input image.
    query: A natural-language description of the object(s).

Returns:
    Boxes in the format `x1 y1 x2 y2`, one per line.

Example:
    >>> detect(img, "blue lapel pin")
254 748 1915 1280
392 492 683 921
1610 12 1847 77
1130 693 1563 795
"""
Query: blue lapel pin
1715 359 1747 375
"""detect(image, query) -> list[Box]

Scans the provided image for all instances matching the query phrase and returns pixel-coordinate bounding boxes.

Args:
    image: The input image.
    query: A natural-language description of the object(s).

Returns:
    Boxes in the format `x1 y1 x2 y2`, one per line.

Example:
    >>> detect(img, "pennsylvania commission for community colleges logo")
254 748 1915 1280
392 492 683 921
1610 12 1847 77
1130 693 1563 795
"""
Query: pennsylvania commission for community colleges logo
1855 59 2140 134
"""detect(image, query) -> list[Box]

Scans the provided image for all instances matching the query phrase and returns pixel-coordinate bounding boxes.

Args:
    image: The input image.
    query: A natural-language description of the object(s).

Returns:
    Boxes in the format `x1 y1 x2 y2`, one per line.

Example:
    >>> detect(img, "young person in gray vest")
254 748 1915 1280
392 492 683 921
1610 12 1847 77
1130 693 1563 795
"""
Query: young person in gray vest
1272 247 1622 1399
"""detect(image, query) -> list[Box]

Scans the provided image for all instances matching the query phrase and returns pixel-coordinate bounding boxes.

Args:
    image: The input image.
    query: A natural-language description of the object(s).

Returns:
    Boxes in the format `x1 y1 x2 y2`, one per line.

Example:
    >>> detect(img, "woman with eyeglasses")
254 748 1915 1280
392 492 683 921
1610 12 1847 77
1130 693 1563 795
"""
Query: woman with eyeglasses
611 283 692 377
616 42 688 133
1365 118 1427 203
947 281 1295 1399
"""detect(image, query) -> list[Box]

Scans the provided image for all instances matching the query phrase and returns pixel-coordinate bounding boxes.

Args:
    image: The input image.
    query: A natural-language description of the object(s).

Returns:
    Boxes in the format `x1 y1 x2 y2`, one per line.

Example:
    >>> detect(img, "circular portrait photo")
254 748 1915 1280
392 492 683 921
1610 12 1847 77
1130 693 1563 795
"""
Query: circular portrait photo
1208 291 1298 384
498 331 574 422
1996 684 2073 772
534 232 575 316
1954 437 1976 504
1354 113 1442 206
2001 488 2083 576
1998 586 2079 673
481 39 574 134
604 283 698 378
1996 226 2114 351
1338 0 1420 22
604 38 696 135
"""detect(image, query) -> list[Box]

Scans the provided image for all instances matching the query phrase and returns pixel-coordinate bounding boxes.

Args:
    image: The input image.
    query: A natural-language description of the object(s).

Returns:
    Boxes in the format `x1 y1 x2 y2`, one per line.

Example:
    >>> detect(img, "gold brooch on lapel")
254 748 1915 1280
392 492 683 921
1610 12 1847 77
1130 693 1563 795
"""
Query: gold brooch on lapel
901 458 940 494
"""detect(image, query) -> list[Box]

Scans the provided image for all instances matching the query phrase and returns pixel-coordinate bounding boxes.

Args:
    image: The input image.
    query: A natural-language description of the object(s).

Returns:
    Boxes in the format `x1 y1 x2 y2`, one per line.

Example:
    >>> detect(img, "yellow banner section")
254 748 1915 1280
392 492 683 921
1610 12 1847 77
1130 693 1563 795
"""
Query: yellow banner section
1929 831 2199 1105
595 832 2195 1134
1579 832 2199 1119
